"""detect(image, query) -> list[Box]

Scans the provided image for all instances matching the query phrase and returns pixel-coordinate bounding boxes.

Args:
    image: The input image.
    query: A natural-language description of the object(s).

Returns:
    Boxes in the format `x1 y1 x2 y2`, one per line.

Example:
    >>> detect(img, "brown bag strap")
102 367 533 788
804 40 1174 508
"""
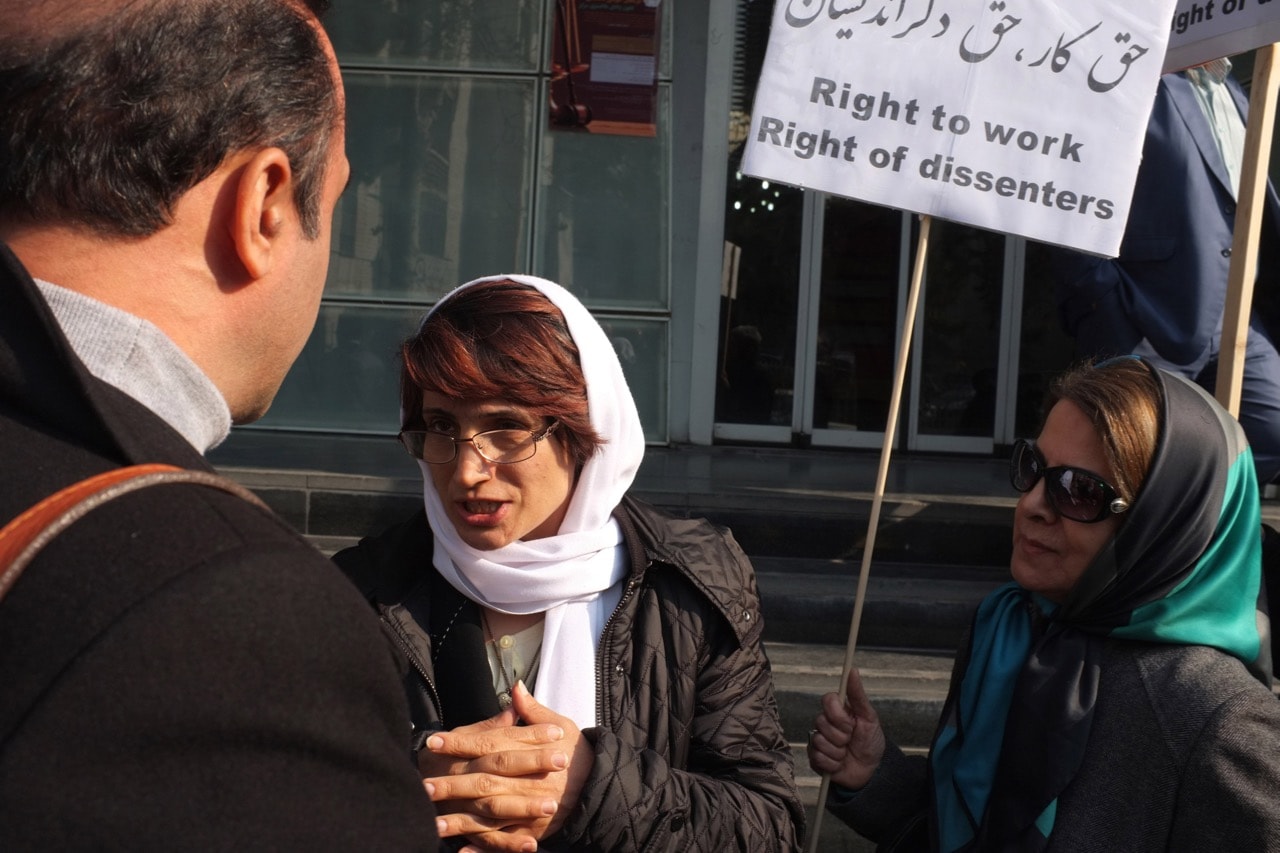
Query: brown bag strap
0 464 269 605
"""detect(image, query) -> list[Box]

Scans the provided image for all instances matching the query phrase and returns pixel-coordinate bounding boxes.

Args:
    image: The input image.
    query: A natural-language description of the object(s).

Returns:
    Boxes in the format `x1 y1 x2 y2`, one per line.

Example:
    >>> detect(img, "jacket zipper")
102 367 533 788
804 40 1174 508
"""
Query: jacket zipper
595 574 642 730
598 575 680 853
382 607 444 723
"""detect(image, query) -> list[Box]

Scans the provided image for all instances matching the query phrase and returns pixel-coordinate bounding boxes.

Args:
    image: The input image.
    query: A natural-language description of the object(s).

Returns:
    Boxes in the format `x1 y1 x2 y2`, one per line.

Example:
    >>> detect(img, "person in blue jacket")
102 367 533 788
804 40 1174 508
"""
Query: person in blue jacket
1049 61 1280 488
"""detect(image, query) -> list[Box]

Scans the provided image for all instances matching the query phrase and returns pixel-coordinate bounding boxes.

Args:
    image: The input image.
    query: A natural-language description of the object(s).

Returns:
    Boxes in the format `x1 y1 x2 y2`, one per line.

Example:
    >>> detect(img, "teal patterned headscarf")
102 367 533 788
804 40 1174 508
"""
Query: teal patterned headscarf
931 361 1269 852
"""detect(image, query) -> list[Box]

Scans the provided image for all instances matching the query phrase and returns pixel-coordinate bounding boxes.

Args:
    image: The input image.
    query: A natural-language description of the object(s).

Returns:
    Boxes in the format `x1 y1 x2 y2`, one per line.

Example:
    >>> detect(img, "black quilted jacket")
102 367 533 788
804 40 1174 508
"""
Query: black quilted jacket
336 494 804 852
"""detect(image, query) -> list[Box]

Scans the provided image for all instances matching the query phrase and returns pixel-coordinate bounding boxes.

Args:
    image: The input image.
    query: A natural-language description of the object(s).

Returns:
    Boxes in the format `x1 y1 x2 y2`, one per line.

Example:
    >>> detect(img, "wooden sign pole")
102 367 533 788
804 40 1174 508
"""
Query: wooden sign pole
1216 43 1280 417
804 214 932 852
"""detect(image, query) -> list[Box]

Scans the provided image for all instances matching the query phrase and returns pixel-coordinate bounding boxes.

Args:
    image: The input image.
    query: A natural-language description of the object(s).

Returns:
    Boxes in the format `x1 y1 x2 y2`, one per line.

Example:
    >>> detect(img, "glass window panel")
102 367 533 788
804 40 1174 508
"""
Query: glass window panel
817 199 901 431
713 0 800 428
546 2 670 89
254 305 422 433
601 317 668 443
1017 241 1076 437
658 0 672 80
534 86 670 309
918 221 1004 437
715 171 803 426
251 306 668 442
331 73 536 303
327 0 543 71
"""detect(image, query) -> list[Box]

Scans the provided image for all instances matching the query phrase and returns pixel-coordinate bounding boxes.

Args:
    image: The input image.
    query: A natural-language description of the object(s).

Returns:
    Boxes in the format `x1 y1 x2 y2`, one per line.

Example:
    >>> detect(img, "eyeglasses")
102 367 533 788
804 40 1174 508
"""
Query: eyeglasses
398 421 559 465
1010 438 1129 523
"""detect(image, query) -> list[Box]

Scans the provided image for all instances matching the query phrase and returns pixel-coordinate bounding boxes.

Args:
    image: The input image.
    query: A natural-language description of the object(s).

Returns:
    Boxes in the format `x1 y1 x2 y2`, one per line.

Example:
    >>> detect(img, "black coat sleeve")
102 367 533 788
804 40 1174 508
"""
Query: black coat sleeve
0 536 439 850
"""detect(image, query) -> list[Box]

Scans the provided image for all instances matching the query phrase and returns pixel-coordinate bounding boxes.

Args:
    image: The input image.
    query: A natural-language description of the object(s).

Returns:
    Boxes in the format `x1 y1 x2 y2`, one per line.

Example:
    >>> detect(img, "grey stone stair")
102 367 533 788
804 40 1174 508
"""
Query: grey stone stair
754 557 1004 649
768 643 951 749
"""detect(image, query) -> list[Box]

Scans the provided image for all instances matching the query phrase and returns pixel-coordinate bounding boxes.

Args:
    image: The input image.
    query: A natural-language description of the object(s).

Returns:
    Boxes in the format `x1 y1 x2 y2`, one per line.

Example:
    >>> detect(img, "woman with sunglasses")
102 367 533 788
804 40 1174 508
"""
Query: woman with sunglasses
335 276 803 853
807 357 1280 851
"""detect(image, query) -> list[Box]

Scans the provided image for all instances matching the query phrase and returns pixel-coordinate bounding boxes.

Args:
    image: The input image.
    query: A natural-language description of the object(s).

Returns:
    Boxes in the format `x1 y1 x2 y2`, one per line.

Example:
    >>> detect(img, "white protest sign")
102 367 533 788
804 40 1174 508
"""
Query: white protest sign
742 1 1177 257
1165 0 1280 71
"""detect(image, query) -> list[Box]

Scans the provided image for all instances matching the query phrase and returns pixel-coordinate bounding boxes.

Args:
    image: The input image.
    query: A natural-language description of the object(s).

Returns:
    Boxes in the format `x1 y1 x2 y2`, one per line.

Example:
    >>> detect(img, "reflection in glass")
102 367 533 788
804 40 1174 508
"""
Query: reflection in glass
327 0 542 71
1017 241 1076 436
257 307 668 441
715 0 801 427
256 305 422 433
716 173 803 426
599 317 668 443
818 199 901 431
535 88 670 309
918 220 1003 436
330 73 536 303
253 3 673 443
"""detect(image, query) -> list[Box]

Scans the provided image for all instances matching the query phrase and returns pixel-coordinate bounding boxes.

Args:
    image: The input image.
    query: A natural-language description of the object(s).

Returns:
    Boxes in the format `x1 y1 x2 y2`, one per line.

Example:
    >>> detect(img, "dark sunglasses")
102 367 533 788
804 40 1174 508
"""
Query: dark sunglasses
1010 438 1129 523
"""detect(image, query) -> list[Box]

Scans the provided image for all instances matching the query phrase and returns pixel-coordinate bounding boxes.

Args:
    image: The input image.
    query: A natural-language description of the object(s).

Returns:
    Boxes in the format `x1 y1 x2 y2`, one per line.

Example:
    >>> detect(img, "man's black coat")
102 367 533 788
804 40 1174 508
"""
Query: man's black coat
0 244 437 850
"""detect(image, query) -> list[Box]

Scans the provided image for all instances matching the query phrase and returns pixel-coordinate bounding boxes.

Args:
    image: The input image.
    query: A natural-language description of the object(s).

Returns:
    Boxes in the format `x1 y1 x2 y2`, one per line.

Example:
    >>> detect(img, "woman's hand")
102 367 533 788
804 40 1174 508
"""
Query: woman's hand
422 682 595 852
806 667 886 791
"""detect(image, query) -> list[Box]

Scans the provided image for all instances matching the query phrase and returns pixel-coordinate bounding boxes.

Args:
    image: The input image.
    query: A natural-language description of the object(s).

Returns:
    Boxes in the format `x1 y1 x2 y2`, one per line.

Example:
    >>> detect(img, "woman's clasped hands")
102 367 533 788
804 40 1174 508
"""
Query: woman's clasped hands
421 681 595 853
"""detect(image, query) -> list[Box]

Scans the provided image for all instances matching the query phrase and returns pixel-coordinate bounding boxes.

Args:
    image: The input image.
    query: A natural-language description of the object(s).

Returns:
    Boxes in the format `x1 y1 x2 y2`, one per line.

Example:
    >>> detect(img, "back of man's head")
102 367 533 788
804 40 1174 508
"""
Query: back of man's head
0 0 338 240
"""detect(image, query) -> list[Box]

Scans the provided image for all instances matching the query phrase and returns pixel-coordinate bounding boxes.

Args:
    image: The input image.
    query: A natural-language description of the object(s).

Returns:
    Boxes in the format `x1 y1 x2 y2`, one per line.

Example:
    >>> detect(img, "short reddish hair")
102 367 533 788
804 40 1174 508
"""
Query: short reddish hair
400 279 604 465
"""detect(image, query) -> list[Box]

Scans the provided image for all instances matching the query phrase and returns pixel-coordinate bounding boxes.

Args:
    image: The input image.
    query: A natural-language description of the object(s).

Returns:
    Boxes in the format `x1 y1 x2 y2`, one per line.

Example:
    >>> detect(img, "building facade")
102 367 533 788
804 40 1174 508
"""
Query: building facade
231 0 1079 465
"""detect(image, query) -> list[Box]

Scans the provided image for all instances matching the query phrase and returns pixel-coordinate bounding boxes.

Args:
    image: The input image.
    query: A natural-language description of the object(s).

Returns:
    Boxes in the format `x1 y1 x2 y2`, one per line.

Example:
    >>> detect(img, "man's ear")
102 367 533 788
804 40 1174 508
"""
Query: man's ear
231 147 295 280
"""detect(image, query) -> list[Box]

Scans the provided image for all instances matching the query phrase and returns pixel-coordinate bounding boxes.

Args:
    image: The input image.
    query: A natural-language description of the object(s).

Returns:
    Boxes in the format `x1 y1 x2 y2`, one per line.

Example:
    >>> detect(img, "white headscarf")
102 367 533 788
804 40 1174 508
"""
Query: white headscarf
413 274 645 728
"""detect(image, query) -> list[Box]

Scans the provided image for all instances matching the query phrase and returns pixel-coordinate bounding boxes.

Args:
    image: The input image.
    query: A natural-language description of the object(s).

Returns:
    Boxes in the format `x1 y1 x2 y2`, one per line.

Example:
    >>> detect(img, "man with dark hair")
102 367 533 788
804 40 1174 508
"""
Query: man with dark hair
0 1 439 847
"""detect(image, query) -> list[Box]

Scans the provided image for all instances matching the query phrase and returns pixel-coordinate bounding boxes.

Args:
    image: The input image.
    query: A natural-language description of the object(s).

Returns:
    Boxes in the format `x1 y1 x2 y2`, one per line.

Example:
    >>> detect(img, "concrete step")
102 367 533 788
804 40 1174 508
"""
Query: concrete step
305 539 1001 651
220 463 1024 573
220 461 1019 654
797 760 878 852
755 557 1003 650
679 500 1016 567
768 642 950 753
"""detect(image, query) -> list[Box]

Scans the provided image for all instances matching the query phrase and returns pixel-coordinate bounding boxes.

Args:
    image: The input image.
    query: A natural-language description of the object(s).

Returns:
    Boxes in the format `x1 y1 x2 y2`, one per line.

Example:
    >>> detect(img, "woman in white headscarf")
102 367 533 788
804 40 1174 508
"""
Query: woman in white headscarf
336 276 802 853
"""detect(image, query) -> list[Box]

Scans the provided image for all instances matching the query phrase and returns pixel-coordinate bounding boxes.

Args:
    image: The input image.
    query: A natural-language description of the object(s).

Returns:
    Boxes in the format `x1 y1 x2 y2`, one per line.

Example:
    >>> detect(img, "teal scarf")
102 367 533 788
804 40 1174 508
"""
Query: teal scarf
931 366 1267 852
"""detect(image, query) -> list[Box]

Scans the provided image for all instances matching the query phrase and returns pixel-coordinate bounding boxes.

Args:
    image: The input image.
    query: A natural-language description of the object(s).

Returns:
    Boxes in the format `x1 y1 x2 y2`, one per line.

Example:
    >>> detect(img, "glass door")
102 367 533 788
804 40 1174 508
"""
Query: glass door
714 181 906 449
907 218 1008 453
713 0 904 449
714 167 803 443
804 196 906 449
